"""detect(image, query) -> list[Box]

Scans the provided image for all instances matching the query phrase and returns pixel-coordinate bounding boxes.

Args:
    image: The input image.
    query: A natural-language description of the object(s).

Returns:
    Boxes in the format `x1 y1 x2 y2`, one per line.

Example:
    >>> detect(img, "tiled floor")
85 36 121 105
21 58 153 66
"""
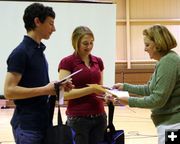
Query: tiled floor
0 106 158 144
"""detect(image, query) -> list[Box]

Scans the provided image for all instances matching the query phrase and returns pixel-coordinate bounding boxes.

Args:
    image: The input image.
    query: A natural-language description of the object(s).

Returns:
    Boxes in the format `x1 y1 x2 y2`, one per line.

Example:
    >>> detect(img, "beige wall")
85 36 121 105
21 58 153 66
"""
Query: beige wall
116 0 180 67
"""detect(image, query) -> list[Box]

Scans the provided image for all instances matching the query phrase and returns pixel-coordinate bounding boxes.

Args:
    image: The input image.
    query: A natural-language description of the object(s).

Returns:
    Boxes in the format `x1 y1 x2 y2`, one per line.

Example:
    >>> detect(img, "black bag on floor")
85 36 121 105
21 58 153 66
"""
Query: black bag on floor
99 102 124 144
45 106 75 144
45 83 75 144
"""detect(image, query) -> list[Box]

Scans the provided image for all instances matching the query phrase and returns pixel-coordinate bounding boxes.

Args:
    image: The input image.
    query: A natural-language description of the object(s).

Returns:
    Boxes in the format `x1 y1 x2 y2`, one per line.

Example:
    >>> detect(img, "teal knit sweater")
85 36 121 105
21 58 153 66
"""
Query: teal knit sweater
124 51 180 126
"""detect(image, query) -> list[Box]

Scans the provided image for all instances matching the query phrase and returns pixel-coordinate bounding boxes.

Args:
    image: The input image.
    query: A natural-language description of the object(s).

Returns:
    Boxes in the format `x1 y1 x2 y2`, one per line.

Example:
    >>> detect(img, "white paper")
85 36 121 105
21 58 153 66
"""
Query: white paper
59 89 64 105
57 69 83 84
106 89 129 98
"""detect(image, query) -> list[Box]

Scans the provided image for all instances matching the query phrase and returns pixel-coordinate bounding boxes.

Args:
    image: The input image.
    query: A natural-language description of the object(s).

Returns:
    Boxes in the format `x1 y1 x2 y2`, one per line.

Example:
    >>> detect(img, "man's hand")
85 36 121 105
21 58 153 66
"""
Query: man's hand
60 78 74 92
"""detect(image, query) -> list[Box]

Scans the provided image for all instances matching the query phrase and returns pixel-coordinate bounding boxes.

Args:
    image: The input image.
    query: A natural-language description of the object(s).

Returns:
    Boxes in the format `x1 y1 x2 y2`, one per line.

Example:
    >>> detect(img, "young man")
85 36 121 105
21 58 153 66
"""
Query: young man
4 3 73 144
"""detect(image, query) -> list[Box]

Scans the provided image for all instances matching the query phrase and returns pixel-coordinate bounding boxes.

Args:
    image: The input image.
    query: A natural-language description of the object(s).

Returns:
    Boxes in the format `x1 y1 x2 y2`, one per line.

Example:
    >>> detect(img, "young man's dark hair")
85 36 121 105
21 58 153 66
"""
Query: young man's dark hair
23 3 55 31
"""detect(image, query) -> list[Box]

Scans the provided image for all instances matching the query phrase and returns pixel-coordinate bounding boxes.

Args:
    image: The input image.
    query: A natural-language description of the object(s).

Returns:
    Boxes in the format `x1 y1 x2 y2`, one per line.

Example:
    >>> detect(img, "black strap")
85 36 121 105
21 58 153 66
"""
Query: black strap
108 101 114 125
107 101 115 133
54 82 63 126
57 105 63 125
48 96 56 125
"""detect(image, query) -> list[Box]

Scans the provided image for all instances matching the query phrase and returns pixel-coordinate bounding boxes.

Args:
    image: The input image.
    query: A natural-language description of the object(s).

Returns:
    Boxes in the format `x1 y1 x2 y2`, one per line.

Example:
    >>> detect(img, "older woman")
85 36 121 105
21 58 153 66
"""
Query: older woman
113 25 180 144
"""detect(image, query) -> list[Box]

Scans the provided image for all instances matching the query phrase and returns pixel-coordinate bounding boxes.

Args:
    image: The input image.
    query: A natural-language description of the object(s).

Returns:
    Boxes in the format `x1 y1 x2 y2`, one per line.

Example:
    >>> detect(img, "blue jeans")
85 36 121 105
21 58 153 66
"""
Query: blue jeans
67 113 107 144
12 125 44 144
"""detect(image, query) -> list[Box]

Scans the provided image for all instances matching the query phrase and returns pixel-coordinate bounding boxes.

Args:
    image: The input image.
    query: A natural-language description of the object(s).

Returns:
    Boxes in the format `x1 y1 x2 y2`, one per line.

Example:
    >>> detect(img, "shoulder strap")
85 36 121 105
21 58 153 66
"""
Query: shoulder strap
48 96 56 125
54 83 63 126
107 101 115 133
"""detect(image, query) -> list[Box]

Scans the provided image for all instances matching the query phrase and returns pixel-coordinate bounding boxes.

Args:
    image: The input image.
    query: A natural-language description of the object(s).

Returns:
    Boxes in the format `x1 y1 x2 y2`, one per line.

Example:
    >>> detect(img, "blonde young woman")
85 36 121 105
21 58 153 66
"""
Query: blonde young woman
58 26 107 144
112 25 180 144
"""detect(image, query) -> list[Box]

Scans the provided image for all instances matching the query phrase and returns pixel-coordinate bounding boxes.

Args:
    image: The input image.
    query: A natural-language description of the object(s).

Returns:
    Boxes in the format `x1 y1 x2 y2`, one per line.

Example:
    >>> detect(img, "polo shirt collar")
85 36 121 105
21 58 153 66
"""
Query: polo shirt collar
90 54 99 63
23 35 46 57
72 53 98 64
24 35 46 50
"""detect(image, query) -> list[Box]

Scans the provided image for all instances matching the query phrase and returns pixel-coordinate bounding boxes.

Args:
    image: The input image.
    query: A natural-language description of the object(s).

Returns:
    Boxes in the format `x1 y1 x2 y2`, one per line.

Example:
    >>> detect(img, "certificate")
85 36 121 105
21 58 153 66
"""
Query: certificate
56 68 83 105
56 68 83 85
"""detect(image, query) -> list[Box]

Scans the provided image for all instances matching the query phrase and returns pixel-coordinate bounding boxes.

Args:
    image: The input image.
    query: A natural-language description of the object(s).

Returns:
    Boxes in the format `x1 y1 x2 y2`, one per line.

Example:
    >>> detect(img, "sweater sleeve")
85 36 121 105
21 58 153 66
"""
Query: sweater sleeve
123 83 150 96
126 57 177 109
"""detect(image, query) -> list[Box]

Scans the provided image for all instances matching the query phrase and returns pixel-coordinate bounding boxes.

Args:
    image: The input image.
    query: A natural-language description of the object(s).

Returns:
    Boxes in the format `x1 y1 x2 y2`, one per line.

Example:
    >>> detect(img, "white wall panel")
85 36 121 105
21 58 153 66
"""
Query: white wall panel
0 1 116 94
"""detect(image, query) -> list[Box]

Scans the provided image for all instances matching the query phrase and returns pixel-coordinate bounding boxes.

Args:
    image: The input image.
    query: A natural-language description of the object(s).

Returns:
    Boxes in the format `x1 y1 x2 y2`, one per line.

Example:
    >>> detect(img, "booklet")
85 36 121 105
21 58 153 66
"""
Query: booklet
57 68 83 105
56 68 83 85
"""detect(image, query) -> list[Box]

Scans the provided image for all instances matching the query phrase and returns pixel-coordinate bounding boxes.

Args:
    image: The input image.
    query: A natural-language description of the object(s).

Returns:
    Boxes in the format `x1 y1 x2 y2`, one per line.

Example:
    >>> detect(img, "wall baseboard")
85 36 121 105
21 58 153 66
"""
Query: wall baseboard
115 62 155 84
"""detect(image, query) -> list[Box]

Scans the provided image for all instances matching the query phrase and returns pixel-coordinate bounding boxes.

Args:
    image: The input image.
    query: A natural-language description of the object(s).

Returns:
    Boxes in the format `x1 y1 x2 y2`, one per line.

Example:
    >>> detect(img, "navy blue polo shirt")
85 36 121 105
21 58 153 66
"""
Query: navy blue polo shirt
7 36 50 131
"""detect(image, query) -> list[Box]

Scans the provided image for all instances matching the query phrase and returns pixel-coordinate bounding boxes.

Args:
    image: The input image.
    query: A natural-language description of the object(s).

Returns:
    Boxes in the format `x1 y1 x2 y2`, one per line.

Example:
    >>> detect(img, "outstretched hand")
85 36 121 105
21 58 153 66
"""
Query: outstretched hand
112 83 124 90
96 93 128 106
87 84 106 94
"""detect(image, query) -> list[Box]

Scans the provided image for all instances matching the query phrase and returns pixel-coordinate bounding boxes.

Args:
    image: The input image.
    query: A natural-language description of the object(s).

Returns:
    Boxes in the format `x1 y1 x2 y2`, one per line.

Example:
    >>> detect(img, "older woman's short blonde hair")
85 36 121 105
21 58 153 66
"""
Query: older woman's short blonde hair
143 25 177 54
71 26 94 54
